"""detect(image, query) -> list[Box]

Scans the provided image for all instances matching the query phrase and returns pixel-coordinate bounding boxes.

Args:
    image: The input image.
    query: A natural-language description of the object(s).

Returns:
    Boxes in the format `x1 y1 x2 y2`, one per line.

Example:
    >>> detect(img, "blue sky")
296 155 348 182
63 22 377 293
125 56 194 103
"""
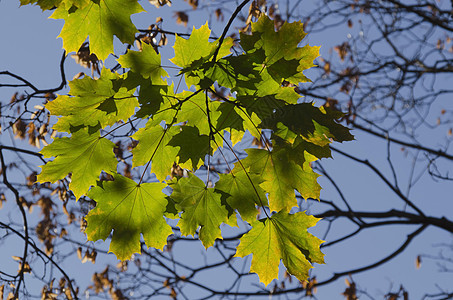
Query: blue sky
1 1 453 299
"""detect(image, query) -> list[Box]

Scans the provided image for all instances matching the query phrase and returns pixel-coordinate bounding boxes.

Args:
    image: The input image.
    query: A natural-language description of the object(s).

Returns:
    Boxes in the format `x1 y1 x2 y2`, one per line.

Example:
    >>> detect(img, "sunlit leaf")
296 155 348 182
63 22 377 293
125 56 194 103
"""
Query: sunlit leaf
170 173 228 248
235 211 324 285
46 69 138 132
50 0 144 60
215 170 265 222
131 122 180 181
85 173 172 260
240 147 321 212
118 43 168 82
37 130 117 199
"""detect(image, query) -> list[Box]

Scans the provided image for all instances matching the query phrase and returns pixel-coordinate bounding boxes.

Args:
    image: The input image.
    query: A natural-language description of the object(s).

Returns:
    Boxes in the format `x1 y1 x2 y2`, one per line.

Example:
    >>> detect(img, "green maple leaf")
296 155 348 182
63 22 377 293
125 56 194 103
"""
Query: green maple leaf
37 130 117 199
247 15 307 64
215 170 265 222
216 102 246 145
122 72 176 120
176 91 224 150
135 83 175 119
168 126 211 171
204 55 260 92
170 173 229 248
240 148 320 212
117 43 168 82
171 23 233 69
171 23 233 88
234 105 262 139
263 103 354 146
50 0 144 60
243 67 299 103
131 122 179 181
238 94 287 123
20 0 90 10
215 96 263 140
270 44 320 84
171 23 213 68
235 211 324 285
85 173 172 260
46 69 138 132
64 0 91 8
275 136 332 161
20 0 61 10
223 70 299 140
240 15 319 84
176 91 212 135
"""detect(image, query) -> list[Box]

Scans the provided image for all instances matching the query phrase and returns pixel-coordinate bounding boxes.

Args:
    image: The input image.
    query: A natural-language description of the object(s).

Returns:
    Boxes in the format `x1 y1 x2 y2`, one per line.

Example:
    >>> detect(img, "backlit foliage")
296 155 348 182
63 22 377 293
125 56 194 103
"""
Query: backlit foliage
22 0 353 285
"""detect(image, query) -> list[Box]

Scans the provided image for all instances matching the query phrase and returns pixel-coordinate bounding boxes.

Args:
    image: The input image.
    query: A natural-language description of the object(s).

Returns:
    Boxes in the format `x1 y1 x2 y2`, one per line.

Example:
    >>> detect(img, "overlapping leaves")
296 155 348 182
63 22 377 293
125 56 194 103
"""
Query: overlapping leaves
170 173 229 248
46 68 138 132
85 174 172 260
34 11 353 285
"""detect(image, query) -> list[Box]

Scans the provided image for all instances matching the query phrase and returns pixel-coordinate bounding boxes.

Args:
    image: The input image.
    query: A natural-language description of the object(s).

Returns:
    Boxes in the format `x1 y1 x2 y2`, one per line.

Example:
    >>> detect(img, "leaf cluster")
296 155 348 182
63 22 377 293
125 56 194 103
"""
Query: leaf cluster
27 0 353 285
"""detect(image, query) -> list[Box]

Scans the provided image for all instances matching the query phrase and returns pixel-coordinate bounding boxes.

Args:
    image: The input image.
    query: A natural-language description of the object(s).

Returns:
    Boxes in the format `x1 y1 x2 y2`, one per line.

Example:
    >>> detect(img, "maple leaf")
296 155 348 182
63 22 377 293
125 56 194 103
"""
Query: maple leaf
233 105 263 140
284 136 332 160
240 148 320 212
171 23 232 69
20 0 91 10
216 102 246 145
85 174 172 260
245 14 307 63
131 122 179 181
175 91 223 150
30 10 354 282
117 42 168 82
37 130 117 199
170 173 228 248
212 94 263 141
122 72 176 119
268 44 320 84
215 170 265 222
235 211 324 285
46 69 138 132
171 22 212 68
63 0 91 8
168 126 211 171
203 55 260 92
171 22 233 88
238 94 287 124
50 0 144 60
20 0 61 10
240 15 319 84
263 103 354 146
213 68 300 141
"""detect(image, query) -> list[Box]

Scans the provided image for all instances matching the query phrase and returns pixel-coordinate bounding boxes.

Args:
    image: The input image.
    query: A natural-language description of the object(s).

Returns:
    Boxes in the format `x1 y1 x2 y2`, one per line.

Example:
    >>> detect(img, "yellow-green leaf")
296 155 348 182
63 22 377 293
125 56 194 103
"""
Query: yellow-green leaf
117 43 168 82
85 174 172 260
215 170 264 222
37 130 117 199
235 211 324 285
50 0 144 60
46 69 138 132
168 126 211 171
170 173 228 248
171 22 213 69
131 122 180 181
240 148 321 212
